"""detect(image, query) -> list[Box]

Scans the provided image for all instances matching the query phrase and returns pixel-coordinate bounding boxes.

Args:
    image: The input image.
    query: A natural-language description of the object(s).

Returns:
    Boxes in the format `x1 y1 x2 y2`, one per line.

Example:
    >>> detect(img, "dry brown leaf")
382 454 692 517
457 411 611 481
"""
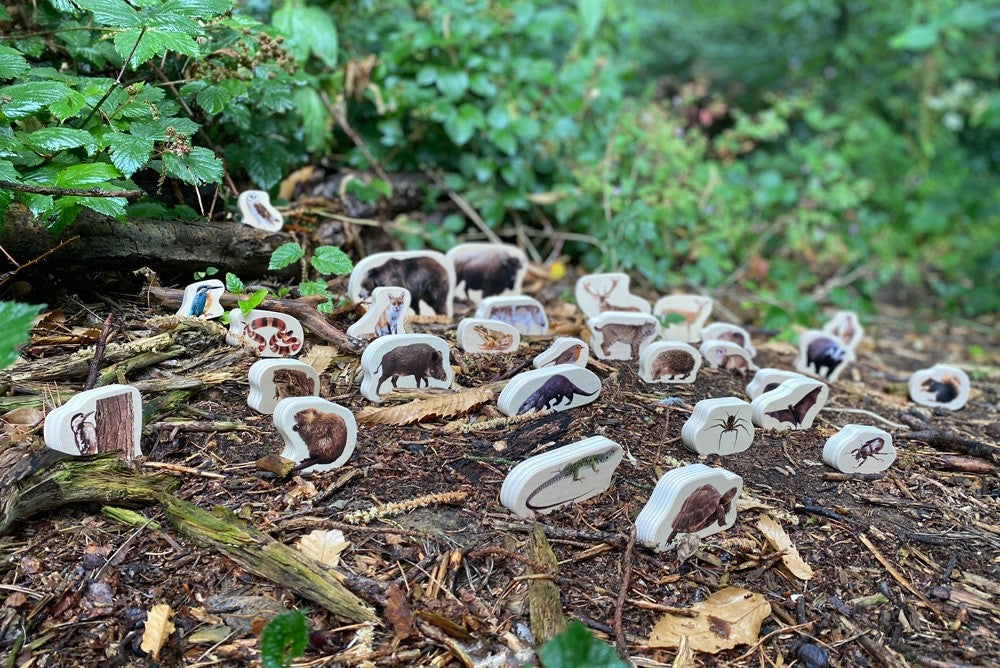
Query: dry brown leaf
649 587 771 653
300 345 338 375
385 583 415 641
757 514 815 581
357 386 494 425
296 529 349 567
140 603 175 660
1 407 43 426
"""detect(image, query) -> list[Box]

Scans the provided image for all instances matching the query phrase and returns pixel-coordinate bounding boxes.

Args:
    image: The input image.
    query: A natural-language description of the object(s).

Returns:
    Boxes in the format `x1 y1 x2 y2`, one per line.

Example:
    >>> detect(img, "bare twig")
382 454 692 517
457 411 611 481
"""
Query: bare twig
819 407 907 430
857 533 947 625
78 28 146 129
83 314 115 391
0 235 80 290
0 181 143 199
423 166 503 245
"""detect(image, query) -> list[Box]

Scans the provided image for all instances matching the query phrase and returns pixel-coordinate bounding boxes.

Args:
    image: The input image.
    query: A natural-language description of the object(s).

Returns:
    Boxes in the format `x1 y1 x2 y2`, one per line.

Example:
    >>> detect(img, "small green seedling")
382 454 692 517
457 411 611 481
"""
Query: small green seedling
259 609 308 668
537 620 627 668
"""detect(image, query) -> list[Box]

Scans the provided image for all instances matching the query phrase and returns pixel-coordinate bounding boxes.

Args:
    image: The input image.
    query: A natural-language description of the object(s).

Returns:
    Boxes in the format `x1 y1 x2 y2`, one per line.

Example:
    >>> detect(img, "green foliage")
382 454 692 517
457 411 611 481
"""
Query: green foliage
265 242 354 313
259 609 308 668
0 301 44 369
537 620 627 668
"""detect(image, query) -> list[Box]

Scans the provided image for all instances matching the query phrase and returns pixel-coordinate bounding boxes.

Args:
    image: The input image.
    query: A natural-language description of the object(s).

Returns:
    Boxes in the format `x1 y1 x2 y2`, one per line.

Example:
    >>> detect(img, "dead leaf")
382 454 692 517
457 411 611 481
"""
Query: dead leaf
757 514 815 581
649 587 771 653
140 603 175 660
357 386 494 425
1 408 43 426
384 583 415 641
300 344 338 375
296 529 349 567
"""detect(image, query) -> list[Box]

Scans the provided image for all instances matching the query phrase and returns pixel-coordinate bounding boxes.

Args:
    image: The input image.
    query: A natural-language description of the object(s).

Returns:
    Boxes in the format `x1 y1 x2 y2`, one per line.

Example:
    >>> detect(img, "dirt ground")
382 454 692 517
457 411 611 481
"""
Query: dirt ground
1 274 998 667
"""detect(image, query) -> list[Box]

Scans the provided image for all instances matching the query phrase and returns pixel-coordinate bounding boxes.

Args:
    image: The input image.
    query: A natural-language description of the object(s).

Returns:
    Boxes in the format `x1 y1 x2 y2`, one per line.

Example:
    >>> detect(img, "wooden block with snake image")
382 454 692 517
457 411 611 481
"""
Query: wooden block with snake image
681 397 755 455
247 359 320 414
44 384 143 461
274 397 357 474
226 308 305 358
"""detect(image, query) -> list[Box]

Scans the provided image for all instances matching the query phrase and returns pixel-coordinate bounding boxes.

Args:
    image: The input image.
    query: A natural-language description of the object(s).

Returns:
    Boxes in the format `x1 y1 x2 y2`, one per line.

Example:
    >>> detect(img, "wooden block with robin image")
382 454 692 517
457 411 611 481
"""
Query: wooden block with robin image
532 337 589 368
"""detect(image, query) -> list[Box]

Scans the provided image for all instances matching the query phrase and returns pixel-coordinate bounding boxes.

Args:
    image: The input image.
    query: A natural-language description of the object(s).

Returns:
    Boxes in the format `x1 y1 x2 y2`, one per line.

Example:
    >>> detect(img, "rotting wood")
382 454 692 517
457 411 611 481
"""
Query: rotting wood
527 524 567 645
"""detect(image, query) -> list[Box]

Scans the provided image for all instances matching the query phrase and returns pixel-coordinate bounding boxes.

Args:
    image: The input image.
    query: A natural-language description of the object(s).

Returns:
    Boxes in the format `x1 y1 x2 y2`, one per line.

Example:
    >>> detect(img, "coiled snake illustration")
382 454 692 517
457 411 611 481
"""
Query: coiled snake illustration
244 317 300 354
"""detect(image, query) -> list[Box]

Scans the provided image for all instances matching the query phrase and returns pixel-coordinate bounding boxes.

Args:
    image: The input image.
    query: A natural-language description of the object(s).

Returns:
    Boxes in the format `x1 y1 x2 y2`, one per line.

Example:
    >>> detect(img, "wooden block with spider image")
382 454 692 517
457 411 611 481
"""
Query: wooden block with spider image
636 463 743 552
348 250 456 317
821 310 864 352
574 272 651 319
44 385 143 461
346 287 411 341
359 333 454 402
176 279 225 319
499 436 625 519
823 424 896 474
745 368 808 400
446 242 527 304
274 397 357 474
532 337 589 368
497 364 601 417
587 312 659 361
456 317 520 354
237 190 283 232
653 295 712 343
701 322 756 358
699 339 758 376
750 376 829 430
908 364 970 411
475 296 548 336
681 397 755 455
248 359 320 414
638 341 701 384
226 308 304 357
795 330 856 383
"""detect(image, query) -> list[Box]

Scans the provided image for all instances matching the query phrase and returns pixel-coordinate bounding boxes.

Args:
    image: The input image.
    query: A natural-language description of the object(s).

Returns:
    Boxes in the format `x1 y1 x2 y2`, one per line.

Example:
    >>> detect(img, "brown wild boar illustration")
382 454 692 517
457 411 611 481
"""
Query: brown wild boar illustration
375 343 448 393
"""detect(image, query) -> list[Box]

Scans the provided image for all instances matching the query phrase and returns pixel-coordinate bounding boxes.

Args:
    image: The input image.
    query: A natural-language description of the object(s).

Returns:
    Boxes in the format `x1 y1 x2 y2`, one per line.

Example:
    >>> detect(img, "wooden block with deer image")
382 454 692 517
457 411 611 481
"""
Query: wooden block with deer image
346 287 411 341
574 273 651 319
44 385 143 461
587 312 660 361
653 295 713 342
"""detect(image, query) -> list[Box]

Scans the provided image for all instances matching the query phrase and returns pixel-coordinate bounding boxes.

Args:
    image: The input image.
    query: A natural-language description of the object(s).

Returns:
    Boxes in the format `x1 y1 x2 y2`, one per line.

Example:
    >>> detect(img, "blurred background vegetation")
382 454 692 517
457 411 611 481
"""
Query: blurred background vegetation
1 0 998 327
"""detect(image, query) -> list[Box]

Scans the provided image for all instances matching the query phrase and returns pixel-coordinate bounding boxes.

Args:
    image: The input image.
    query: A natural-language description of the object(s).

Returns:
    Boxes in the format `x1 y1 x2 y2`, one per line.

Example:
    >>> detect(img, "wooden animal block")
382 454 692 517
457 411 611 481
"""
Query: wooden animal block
447 243 527 304
823 425 896 474
274 397 357 473
532 337 589 369
701 323 756 358
700 339 758 375
908 364 970 411
653 295 713 342
456 318 520 354
500 436 624 518
248 359 320 414
751 377 829 430
796 330 855 382
359 334 453 402
348 250 456 317
636 463 743 552
574 273 651 319
44 384 142 460
681 397 754 455
745 368 808 400
475 296 548 335
822 311 864 352
497 364 601 416
176 279 225 319
587 312 659 361
227 308 304 357
237 190 283 231
639 342 701 384
346 287 411 341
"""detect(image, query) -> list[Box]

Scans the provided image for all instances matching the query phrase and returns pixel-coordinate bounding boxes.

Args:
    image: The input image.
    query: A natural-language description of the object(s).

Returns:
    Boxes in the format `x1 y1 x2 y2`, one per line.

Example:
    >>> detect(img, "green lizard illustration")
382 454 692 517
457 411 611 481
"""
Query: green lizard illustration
524 446 620 511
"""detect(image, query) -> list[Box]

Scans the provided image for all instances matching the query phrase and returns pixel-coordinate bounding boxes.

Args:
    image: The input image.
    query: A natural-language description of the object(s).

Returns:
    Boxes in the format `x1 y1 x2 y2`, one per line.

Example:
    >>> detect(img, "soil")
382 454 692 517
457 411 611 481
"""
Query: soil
1 274 998 667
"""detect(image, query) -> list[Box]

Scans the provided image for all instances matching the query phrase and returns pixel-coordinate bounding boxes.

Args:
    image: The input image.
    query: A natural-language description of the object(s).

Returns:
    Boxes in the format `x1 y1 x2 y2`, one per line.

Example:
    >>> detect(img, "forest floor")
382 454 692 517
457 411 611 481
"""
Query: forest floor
1 269 998 668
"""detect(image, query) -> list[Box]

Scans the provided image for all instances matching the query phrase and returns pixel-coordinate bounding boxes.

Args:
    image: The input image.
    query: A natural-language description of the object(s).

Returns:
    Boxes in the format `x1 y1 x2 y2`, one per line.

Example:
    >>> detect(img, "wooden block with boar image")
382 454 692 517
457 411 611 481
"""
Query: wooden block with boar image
681 397 755 456
44 384 143 461
821 310 864 353
699 339 758 376
574 272 651 319
475 295 548 336
587 312 660 361
237 190 283 232
497 364 601 417
274 397 357 474
446 242 527 304
745 368 808 400
227 308 304 358
532 337 589 369
795 330 856 383
359 333 454 403
653 295 713 343
346 286 411 341
247 359 320 414
456 318 520 354
750 376 829 430
639 342 702 384
176 279 225 319
348 250 456 317
499 436 625 519
823 424 896 474
908 363 970 411
636 463 743 552
701 322 756 358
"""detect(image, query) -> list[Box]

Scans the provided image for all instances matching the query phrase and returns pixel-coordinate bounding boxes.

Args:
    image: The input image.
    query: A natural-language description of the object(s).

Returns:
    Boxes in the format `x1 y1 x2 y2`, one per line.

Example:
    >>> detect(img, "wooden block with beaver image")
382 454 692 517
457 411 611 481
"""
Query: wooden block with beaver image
274 397 357 474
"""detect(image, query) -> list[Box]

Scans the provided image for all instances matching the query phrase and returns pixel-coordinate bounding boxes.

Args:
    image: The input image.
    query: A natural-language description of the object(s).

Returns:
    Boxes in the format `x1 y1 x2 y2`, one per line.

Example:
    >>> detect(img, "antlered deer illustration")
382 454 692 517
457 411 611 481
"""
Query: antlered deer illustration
583 278 642 313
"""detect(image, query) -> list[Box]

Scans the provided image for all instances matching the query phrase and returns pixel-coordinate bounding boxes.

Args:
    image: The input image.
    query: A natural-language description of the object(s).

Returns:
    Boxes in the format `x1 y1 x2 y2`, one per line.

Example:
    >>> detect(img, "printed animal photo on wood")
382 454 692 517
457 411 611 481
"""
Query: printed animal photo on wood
821 310 864 352
237 189 283 231
226 308 305 358
475 296 549 335
532 337 589 368
497 364 602 417
751 377 829 431
348 251 456 317
653 295 713 342
359 334 454 402
795 330 856 382
823 424 896 474
908 364 970 411
700 339 757 375
43 385 143 461
638 341 701 384
446 243 527 304
274 397 357 473
701 322 756 357
574 272 651 319
247 359 320 414
587 312 659 361
346 287 412 341
176 279 225 319
682 397 755 455
456 318 520 354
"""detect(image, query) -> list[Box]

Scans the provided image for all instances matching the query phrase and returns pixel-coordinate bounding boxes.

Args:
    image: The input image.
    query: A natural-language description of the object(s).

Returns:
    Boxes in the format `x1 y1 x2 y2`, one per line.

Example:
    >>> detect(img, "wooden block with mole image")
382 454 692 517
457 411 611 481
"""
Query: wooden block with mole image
44 384 143 461
226 308 304 357
497 364 601 417
456 318 520 354
750 376 829 430
823 424 896 474
821 310 864 352
701 322 756 358
359 333 454 402
237 190 283 232
574 272 651 319
274 397 357 474
908 364 970 411
176 279 225 319
247 359 320 414
587 312 660 361
681 397 755 456
638 341 701 384
699 339 758 375
346 287 411 341
475 295 548 335
500 436 625 519
745 368 808 400
636 463 743 552
653 295 713 342
795 330 855 383
446 242 527 304
532 337 589 369
348 250 456 317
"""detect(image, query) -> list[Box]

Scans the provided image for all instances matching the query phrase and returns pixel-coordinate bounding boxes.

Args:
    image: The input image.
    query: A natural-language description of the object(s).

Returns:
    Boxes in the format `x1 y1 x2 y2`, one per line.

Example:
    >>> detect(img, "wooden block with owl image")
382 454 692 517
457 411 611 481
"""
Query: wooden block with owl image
176 279 225 319
44 385 143 461
237 190 283 232
248 359 321 414
226 309 304 358
274 397 357 474
346 287 412 341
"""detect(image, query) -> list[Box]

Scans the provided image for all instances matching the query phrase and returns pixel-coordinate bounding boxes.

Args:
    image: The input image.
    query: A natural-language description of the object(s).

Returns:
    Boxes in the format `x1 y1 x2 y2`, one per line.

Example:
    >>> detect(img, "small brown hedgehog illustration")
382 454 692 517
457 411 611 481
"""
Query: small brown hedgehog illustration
291 408 348 472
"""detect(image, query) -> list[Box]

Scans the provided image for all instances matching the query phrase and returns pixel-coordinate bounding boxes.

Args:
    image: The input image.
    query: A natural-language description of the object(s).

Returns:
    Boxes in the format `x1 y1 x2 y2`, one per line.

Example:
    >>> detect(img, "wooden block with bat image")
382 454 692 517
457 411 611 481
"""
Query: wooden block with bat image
274 397 357 474
587 312 660 361
823 424 896 474
532 337 589 369
346 286 412 341
226 308 305 358
44 385 143 461
574 272 651 320
237 190 283 232
750 376 829 430
348 250 456 317
681 397 755 456
446 242 527 304
247 359 320 414
795 330 856 383
745 368 808 400
908 364 970 411
176 279 225 319
456 317 521 354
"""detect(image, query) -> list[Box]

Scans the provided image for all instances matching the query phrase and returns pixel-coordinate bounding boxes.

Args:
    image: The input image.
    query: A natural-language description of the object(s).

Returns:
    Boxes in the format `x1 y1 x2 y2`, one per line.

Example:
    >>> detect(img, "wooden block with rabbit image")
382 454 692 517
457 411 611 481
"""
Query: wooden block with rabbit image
447 243 527 304
226 309 304 357
497 364 601 417
587 312 659 361
346 287 411 341
908 364 970 411
796 330 856 382
456 318 520 354
247 359 320 414
176 279 225 319
533 337 589 368
574 273 651 319
348 250 456 317
823 425 896 474
44 385 143 461
750 377 828 430
700 339 758 375
475 296 548 335
700 323 756 358
359 334 453 402
745 368 808 400
638 341 701 384
653 295 713 342
274 397 357 474
681 397 755 455
238 190 283 232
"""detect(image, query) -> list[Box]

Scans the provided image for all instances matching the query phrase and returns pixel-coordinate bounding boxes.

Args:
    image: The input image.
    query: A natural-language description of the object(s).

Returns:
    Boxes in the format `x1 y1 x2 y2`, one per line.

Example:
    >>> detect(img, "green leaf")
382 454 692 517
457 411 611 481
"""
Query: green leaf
294 87 328 152
311 246 353 275
0 301 45 370
225 272 245 294
0 82 72 119
239 288 268 315
163 147 222 185
269 242 305 270
577 0 606 40
273 4 338 67
74 0 140 28
25 128 97 155
114 27 200 68
297 279 329 296
260 610 308 668
107 133 154 177
444 104 484 146
0 46 29 80
49 91 88 122
436 70 469 98
538 621 627 668
889 25 939 51
54 162 121 187
951 3 993 29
